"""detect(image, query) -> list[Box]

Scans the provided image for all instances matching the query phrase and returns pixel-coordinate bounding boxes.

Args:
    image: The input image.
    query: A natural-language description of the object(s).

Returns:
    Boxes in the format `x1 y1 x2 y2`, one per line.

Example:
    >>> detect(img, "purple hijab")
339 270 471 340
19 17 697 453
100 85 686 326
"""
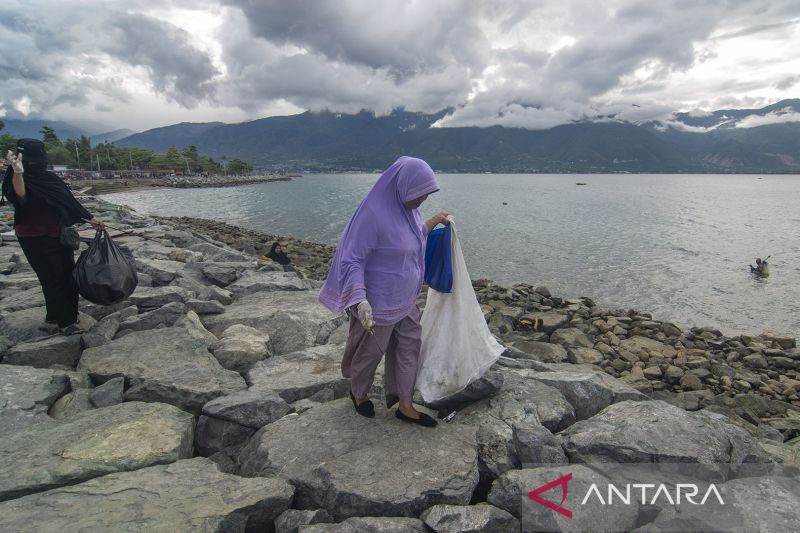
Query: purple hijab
319 156 440 325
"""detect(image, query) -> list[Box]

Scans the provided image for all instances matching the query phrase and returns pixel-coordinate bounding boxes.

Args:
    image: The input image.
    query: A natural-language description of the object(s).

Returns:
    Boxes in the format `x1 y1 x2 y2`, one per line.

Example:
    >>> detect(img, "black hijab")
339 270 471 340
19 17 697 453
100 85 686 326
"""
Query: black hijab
266 242 291 265
2 160 92 227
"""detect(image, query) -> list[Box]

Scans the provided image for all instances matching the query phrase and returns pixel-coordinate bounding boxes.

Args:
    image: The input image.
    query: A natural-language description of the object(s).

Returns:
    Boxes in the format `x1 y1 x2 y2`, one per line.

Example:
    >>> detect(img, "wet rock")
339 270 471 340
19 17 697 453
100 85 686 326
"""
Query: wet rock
0 458 293 533
246 344 349 403
0 401 194 501
238 399 478 520
79 327 246 414
420 503 519 533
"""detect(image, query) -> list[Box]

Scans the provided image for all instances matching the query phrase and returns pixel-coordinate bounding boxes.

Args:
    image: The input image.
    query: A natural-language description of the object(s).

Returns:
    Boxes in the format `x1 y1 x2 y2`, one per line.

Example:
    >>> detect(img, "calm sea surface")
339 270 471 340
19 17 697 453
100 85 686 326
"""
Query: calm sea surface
102 173 800 337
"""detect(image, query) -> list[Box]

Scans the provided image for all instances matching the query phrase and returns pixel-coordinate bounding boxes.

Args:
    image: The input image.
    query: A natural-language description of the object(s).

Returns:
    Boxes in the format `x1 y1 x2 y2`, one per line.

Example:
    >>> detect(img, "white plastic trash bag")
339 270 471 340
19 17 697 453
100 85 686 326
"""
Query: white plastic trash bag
416 217 504 402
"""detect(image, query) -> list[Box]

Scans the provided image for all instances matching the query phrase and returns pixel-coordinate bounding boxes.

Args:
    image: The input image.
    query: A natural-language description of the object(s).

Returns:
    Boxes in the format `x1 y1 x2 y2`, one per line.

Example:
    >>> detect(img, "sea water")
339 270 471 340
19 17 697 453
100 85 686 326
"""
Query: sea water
102 173 800 337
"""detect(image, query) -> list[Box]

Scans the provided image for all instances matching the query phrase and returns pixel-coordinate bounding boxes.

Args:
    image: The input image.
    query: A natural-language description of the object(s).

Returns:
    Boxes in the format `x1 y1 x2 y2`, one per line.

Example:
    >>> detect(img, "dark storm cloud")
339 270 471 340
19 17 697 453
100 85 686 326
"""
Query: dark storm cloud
221 0 490 77
2 0 799 130
101 12 219 105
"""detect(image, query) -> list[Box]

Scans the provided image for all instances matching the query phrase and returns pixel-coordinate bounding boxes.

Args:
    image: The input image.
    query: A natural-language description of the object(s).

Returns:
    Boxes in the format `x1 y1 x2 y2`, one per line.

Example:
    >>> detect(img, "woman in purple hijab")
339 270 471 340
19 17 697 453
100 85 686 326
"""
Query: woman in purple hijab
320 156 449 427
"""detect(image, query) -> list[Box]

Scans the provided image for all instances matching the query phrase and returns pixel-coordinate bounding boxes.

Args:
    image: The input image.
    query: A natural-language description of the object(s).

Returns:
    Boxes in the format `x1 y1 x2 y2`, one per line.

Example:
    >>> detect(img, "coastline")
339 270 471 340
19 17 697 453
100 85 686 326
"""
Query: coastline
0 195 798 530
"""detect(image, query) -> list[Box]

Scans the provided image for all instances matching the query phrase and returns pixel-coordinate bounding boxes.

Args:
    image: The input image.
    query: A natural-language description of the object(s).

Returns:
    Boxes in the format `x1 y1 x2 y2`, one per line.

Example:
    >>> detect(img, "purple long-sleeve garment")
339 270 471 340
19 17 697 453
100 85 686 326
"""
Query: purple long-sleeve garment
319 156 440 325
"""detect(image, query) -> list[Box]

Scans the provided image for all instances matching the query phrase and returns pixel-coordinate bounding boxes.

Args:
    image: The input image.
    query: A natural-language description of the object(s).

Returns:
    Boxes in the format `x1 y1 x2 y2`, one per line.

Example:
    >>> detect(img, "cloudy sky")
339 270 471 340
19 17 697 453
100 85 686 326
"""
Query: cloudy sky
2 0 799 133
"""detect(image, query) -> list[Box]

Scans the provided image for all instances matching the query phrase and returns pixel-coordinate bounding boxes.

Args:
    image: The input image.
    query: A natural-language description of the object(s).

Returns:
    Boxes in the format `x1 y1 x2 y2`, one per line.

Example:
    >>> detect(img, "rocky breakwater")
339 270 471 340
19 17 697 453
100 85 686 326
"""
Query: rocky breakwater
163 174 293 189
0 197 798 531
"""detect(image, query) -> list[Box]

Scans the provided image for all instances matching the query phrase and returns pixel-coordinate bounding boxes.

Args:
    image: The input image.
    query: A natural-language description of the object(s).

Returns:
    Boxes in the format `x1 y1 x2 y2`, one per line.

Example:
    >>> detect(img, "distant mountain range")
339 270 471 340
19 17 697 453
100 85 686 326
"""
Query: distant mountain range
6 100 800 173
2 119 137 146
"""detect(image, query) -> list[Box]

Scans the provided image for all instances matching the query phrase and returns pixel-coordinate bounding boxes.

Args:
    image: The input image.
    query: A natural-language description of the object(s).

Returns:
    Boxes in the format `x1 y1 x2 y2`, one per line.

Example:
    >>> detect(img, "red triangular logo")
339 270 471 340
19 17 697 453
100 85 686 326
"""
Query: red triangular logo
527 472 573 518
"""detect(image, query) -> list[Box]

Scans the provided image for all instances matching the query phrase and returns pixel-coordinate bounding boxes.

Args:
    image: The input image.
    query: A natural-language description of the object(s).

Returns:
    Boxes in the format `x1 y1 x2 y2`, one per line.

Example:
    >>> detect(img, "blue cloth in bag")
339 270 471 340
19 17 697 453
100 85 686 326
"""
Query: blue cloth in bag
424 225 453 293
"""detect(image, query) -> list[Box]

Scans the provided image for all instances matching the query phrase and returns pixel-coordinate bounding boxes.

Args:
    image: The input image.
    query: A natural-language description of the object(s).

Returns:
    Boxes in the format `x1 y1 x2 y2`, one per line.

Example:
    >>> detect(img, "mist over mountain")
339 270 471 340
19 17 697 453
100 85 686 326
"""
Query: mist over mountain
8 100 800 173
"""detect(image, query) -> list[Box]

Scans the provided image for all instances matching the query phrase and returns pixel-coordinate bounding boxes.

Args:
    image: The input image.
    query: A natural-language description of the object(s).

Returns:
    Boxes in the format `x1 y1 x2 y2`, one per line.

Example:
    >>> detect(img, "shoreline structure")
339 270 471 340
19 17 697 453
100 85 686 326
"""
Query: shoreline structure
0 193 798 530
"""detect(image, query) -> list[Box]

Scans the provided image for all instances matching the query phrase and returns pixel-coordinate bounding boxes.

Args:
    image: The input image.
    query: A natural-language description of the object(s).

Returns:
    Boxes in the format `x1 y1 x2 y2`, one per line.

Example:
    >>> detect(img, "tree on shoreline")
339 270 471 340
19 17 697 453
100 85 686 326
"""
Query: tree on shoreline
0 124 251 175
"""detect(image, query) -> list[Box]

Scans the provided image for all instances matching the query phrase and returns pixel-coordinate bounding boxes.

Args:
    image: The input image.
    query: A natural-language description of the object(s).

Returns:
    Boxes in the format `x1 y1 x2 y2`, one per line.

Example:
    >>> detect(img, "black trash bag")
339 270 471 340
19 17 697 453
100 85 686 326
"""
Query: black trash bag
72 230 138 305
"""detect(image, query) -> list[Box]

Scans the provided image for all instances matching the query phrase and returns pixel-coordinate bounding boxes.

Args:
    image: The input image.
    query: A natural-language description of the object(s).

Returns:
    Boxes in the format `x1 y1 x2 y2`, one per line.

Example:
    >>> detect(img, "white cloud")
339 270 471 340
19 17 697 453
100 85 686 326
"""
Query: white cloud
0 0 799 131
736 109 800 128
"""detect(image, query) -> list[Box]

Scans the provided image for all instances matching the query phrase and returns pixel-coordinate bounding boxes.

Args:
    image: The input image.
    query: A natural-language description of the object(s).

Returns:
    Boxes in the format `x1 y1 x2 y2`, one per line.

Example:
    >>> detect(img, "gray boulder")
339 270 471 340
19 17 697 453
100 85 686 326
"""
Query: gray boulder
275 509 334 533
0 364 69 414
212 324 272 372
246 344 350 403
420 503 520 533
135 258 184 285
202 388 292 429
90 376 125 407
186 299 225 314
0 286 44 313
550 327 595 348
227 270 311 296
0 306 58 344
301 517 427 533
425 370 504 411
531 370 648 420
79 327 246 414
49 389 94 420
80 305 138 349
200 290 346 355
561 400 771 477
0 401 194 501
195 415 256 457
200 285 234 305
117 301 186 332
512 415 568 465
127 285 192 308
198 262 249 286
2 334 82 368
188 242 253 263
488 465 639 531
238 399 478 520
0 458 293 533
642 475 800 533
505 341 568 363
567 346 605 365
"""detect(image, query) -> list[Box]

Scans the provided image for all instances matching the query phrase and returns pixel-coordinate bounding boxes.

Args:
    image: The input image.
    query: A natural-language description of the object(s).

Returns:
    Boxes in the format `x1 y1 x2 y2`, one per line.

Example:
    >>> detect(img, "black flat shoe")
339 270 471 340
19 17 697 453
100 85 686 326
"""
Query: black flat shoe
395 409 437 427
385 394 399 409
350 391 375 418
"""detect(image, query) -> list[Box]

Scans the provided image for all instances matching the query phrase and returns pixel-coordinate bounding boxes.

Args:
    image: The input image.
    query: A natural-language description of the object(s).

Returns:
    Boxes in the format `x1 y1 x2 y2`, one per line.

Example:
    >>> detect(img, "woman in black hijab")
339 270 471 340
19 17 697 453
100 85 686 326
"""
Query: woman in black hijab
266 242 291 265
2 139 105 335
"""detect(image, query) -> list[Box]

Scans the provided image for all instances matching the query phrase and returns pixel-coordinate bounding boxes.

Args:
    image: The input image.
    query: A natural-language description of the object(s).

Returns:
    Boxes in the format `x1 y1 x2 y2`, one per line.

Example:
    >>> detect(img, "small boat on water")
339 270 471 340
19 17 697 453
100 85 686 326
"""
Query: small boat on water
750 264 770 277
575 182 587 186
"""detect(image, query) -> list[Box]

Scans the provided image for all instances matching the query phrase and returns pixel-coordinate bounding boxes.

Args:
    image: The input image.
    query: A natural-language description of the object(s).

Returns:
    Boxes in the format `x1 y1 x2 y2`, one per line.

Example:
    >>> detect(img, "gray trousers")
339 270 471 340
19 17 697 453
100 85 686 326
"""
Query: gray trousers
342 306 422 402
